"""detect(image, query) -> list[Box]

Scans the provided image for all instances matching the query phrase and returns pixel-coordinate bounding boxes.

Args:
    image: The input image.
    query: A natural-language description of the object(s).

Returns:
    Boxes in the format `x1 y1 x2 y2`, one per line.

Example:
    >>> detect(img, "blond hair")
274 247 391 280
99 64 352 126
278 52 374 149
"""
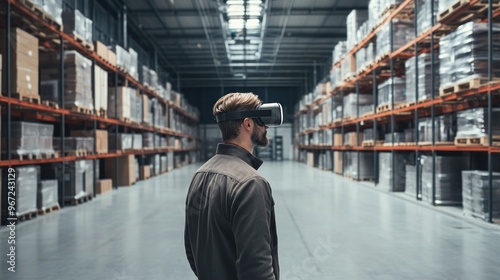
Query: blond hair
213 92 262 141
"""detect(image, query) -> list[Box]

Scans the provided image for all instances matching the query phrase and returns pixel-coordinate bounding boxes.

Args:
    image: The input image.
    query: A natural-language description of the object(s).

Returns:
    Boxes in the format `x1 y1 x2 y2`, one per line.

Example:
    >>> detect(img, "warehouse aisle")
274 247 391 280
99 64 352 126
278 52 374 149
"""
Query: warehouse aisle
2 161 500 280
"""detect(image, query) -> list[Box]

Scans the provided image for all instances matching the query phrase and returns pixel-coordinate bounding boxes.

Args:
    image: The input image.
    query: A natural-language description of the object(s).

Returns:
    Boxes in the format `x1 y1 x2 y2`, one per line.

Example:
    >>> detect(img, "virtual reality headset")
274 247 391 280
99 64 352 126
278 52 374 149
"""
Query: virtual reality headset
215 103 283 127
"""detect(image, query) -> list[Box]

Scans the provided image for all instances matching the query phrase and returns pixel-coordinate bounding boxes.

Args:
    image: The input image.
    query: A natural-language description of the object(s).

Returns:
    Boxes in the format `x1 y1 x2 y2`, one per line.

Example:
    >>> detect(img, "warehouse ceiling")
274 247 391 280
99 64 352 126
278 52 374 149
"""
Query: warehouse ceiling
119 0 368 88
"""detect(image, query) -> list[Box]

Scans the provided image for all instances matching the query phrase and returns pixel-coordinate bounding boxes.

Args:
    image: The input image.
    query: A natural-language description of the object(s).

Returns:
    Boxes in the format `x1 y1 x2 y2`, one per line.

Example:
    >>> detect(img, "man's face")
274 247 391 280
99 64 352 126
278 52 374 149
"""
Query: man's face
251 120 269 147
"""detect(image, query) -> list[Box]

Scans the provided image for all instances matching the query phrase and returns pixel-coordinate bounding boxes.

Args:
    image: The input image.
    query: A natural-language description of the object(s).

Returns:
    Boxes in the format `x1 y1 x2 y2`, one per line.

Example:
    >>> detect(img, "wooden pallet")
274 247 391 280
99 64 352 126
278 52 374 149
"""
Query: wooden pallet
439 77 500 97
41 100 59 109
419 141 454 146
64 194 93 206
399 142 417 146
40 151 58 159
376 103 401 113
374 52 390 64
380 4 400 20
361 111 375 118
37 204 61 215
9 92 41 104
66 105 93 115
65 150 92 157
455 136 500 147
11 152 41 161
438 0 499 24
98 109 107 118
119 117 131 124
361 140 384 147
72 33 94 51
394 102 415 110
17 211 37 222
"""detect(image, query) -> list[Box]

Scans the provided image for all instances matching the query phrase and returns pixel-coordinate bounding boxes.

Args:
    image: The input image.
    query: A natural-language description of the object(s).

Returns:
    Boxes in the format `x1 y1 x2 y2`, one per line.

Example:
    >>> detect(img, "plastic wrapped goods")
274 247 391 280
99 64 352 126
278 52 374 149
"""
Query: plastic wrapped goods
10 122 40 156
439 22 500 88
343 94 373 118
377 77 406 106
16 166 39 216
346 10 368 50
363 128 375 141
378 152 412 191
62 9 92 42
343 152 375 179
422 155 470 204
385 132 405 144
405 53 440 103
368 0 381 29
376 20 414 57
108 133 133 151
418 114 456 142
456 108 500 138
462 171 500 221
416 0 439 35
405 165 418 197
108 87 132 120
332 41 347 64
38 180 59 210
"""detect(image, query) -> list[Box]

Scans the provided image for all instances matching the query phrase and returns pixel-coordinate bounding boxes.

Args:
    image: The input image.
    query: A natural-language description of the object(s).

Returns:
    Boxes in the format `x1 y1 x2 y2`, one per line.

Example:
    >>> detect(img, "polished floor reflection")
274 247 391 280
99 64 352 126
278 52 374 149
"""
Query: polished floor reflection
1 161 500 279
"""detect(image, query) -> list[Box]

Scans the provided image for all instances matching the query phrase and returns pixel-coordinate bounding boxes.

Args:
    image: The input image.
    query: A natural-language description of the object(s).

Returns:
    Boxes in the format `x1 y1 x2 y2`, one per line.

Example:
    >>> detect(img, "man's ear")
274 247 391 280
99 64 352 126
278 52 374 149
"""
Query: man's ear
242 118 253 131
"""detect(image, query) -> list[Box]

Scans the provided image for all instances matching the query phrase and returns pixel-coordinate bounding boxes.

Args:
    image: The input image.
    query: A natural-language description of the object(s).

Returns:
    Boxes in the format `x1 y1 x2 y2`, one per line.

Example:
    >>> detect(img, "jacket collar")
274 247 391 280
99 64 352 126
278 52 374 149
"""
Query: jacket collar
216 143 263 170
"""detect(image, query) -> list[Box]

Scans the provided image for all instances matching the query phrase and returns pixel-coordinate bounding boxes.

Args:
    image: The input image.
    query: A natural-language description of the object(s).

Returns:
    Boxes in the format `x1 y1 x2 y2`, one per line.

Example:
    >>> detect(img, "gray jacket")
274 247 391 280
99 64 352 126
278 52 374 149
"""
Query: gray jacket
185 143 279 280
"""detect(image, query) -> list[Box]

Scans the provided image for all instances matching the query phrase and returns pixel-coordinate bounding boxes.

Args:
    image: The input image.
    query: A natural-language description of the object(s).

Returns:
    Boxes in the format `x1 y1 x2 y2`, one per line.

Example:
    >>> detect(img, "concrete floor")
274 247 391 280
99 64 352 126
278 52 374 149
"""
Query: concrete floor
1 161 500 280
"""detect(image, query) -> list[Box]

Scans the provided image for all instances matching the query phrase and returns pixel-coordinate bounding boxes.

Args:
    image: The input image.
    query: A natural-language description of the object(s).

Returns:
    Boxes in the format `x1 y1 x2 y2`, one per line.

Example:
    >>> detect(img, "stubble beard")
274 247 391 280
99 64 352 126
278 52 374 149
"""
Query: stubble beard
251 127 269 147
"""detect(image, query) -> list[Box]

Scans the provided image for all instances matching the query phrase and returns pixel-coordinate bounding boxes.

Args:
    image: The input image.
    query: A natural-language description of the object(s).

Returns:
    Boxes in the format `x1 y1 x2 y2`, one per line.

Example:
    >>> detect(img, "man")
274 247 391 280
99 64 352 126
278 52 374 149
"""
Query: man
184 92 280 280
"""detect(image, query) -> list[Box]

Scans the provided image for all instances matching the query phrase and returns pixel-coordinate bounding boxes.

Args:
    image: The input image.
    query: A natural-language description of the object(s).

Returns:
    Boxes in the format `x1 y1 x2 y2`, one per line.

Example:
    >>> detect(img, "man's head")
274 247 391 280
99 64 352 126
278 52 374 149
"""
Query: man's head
213 92 269 147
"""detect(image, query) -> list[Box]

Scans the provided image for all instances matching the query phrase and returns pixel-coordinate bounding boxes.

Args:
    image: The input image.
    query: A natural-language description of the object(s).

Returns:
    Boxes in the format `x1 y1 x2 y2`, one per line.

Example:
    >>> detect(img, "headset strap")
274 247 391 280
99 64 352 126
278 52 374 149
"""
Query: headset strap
215 110 272 123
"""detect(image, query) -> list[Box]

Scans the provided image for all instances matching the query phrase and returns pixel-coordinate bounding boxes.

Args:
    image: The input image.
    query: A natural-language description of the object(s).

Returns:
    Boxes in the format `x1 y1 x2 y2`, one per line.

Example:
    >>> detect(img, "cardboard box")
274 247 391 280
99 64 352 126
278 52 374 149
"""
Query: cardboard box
344 132 363 147
96 179 112 194
94 41 108 61
0 28 39 97
307 152 315 167
104 155 136 187
142 94 149 124
333 133 343 147
334 152 343 174
140 166 150 180
70 129 108 154
94 65 108 114
107 48 116 67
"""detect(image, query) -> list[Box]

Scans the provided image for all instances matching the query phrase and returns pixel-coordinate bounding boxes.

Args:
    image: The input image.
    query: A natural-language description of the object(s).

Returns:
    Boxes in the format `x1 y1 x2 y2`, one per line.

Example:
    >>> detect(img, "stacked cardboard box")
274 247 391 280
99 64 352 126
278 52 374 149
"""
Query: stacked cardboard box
41 160 90 200
40 51 93 110
405 53 440 103
0 28 39 98
140 166 151 180
108 87 132 120
104 155 136 187
343 94 373 118
344 132 363 146
97 179 112 195
94 64 108 115
456 108 500 138
343 152 375 180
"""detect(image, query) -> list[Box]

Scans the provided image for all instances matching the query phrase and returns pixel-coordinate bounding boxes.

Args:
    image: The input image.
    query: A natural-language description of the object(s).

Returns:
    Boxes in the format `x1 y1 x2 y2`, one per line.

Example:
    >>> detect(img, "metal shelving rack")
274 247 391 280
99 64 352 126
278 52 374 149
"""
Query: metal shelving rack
295 0 500 223
0 0 201 217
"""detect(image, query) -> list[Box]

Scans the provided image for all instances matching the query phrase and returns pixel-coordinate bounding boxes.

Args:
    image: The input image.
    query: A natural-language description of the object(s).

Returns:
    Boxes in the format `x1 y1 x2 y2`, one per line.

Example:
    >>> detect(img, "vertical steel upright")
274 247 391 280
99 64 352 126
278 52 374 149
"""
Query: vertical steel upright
59 35 66 206
340 90 345 177
6 1 11 161
356 82 360 180
114 71 119 189
91 0 97 197
373 68 378 184
430 0 437 206
414 0 420 200
390 19 396 191
487 0 494 223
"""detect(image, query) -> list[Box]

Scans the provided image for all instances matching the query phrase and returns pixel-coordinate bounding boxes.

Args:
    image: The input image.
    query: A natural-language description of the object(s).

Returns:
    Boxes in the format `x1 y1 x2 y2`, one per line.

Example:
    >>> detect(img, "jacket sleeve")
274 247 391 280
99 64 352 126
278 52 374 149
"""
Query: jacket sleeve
184 189 197 276
231 176 276 280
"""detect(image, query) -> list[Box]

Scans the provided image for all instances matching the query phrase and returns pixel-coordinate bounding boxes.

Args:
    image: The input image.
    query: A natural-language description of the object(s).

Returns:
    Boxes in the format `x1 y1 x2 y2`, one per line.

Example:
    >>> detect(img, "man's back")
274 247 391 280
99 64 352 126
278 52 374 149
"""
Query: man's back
184 144 279 280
